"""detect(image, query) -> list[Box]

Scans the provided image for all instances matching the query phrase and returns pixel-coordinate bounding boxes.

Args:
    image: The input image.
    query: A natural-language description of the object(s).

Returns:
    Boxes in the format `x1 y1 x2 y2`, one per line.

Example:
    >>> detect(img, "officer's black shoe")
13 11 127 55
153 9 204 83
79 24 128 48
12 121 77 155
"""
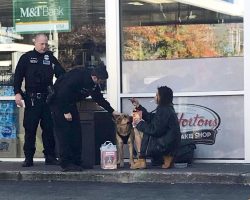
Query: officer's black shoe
45 156 60 165
22 159 33 167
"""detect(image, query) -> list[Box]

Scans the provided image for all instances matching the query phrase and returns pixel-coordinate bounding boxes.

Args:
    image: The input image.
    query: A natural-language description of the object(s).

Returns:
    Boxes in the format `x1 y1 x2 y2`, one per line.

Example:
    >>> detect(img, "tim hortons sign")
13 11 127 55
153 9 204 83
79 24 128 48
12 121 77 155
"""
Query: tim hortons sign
175 104 221 145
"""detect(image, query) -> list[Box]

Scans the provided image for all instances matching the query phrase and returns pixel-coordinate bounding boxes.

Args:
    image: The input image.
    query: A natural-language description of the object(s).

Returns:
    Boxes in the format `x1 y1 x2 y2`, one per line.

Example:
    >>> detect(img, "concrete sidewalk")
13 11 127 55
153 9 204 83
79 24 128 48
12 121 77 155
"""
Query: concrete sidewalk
0 161 250 185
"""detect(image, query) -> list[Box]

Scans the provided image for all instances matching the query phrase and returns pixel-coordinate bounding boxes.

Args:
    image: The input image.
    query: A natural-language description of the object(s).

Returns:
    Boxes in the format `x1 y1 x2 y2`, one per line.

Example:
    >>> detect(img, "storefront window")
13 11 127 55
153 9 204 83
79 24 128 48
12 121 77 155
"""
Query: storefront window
120 0 243 93
120 0 244 161
122 95 244 160
0 0 106 158
123 24 243 60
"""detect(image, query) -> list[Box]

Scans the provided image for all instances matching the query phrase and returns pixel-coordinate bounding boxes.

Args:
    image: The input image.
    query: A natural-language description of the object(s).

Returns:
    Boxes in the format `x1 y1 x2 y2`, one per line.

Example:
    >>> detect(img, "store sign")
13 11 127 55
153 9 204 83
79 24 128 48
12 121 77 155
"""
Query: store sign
175 104 221 145
13 0 71 33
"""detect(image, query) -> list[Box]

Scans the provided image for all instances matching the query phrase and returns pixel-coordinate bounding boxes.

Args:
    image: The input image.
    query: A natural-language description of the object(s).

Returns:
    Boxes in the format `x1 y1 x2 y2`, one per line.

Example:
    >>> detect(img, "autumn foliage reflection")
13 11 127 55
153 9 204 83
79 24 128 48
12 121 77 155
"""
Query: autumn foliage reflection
123 24 243 60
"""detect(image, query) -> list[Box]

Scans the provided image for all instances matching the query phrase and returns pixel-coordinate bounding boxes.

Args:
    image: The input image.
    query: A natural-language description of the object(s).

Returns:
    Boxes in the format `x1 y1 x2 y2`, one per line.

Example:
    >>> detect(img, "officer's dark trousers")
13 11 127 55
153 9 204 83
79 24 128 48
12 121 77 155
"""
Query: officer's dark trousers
52 104 82 168
23 97 55 159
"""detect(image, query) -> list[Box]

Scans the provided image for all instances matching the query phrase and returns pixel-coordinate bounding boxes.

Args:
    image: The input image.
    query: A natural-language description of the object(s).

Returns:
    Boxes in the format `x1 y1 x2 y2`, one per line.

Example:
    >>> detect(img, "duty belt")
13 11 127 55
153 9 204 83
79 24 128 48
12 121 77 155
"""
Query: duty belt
26 92 48 99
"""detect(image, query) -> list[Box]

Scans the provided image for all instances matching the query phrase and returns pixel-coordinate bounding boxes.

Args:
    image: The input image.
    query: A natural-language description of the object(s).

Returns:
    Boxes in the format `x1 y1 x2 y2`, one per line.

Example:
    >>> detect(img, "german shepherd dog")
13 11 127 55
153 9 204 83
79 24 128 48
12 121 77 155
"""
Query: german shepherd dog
115 114 135 168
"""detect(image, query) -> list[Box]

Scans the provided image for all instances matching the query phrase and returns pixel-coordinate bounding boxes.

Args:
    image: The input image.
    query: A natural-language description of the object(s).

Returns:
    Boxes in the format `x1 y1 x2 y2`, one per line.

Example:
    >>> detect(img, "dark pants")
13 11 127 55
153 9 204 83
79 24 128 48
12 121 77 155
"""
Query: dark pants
140 134 163 165
23 96 55 159
51 104 82 168
140 134 149 158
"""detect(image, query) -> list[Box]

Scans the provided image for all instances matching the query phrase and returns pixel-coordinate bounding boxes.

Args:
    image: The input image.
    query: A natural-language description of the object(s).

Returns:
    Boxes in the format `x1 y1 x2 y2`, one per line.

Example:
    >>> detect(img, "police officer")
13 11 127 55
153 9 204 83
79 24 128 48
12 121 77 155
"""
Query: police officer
50 62 121 172
14 33 65 167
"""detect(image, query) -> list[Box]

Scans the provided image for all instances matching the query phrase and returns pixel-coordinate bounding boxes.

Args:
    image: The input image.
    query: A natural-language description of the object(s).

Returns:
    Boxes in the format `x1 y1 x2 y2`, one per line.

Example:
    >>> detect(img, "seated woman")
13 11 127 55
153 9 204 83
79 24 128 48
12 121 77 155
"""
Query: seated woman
131 86 181 169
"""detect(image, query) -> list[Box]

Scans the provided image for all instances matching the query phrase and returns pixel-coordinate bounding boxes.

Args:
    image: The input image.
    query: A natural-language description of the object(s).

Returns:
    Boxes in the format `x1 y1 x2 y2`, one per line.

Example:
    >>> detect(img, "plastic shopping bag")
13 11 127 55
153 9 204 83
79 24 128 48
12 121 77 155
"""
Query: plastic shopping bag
100 141 117 169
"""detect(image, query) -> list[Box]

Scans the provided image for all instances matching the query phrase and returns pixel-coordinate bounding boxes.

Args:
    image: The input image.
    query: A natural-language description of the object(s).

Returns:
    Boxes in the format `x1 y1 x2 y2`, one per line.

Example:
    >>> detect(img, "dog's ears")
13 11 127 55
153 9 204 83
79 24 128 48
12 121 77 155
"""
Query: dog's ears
112 114 123 122
113 114 133 123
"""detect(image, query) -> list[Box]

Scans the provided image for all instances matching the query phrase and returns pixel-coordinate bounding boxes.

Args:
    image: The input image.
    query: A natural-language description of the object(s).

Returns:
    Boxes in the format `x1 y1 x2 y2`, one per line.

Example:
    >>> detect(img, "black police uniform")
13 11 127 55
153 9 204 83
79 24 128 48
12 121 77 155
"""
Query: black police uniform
14 49 65 163
50 67 114 170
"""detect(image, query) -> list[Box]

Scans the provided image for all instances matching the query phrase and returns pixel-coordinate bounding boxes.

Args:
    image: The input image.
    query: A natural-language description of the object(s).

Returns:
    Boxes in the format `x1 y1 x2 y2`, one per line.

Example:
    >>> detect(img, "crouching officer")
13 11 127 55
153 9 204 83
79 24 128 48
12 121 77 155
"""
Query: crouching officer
49 62 121 172
14 33 65 167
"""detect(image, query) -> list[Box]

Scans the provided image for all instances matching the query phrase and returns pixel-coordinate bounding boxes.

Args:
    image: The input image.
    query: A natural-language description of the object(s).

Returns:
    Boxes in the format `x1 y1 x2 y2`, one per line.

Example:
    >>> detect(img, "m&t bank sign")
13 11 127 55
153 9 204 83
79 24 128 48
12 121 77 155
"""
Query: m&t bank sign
13 0 71 33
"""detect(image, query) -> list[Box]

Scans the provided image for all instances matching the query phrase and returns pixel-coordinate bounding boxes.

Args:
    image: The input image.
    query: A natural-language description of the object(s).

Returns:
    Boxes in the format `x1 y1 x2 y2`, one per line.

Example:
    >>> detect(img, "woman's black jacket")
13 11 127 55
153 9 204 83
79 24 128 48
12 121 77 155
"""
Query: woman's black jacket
136 104 181 156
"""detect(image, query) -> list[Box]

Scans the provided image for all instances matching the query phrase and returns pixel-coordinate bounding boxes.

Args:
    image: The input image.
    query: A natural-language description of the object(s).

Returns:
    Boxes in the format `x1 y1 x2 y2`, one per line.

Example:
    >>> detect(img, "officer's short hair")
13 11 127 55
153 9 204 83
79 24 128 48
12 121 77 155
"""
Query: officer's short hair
33 33 48 42
91 62 108 80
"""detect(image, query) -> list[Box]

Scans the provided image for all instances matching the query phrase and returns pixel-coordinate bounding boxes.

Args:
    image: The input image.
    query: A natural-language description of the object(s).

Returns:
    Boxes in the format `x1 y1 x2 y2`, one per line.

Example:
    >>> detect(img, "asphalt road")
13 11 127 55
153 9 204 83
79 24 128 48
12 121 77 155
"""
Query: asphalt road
0 181 249 200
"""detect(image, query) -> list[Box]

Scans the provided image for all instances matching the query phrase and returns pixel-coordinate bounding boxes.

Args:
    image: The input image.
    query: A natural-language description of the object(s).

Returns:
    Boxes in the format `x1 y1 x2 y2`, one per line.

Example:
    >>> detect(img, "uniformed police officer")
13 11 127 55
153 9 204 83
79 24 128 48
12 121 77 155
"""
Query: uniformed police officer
14 33 65 167
50 63 121 172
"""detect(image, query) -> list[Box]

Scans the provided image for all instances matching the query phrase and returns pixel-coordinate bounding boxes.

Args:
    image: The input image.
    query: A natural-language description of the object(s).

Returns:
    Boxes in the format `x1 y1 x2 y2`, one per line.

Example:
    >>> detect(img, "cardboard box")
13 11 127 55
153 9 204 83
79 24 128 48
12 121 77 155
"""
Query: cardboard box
0 138 17 157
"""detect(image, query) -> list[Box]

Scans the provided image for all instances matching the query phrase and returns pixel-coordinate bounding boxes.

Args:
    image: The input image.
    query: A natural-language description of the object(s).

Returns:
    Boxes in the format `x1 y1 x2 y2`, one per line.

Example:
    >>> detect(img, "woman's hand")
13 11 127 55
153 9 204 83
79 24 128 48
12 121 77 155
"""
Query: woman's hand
129 98 140 108
132 111 143 127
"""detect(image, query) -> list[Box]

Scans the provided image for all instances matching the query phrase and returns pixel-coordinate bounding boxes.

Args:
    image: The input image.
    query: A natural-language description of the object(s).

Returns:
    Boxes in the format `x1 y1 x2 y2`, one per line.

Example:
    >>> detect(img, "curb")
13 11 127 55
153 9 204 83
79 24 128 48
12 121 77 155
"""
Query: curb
0 170 249 185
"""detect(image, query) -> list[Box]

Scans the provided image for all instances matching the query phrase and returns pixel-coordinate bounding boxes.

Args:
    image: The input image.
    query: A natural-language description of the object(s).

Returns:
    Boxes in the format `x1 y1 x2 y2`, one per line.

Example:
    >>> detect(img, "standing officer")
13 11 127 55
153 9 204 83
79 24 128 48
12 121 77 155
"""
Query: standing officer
49 62 121 172
14 33 65 167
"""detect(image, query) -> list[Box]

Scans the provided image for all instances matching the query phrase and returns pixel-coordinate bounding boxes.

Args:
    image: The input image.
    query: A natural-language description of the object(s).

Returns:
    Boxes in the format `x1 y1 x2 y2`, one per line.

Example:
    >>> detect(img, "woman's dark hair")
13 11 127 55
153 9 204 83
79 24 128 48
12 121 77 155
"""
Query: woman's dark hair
91 62 108 79
157 86 173 106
